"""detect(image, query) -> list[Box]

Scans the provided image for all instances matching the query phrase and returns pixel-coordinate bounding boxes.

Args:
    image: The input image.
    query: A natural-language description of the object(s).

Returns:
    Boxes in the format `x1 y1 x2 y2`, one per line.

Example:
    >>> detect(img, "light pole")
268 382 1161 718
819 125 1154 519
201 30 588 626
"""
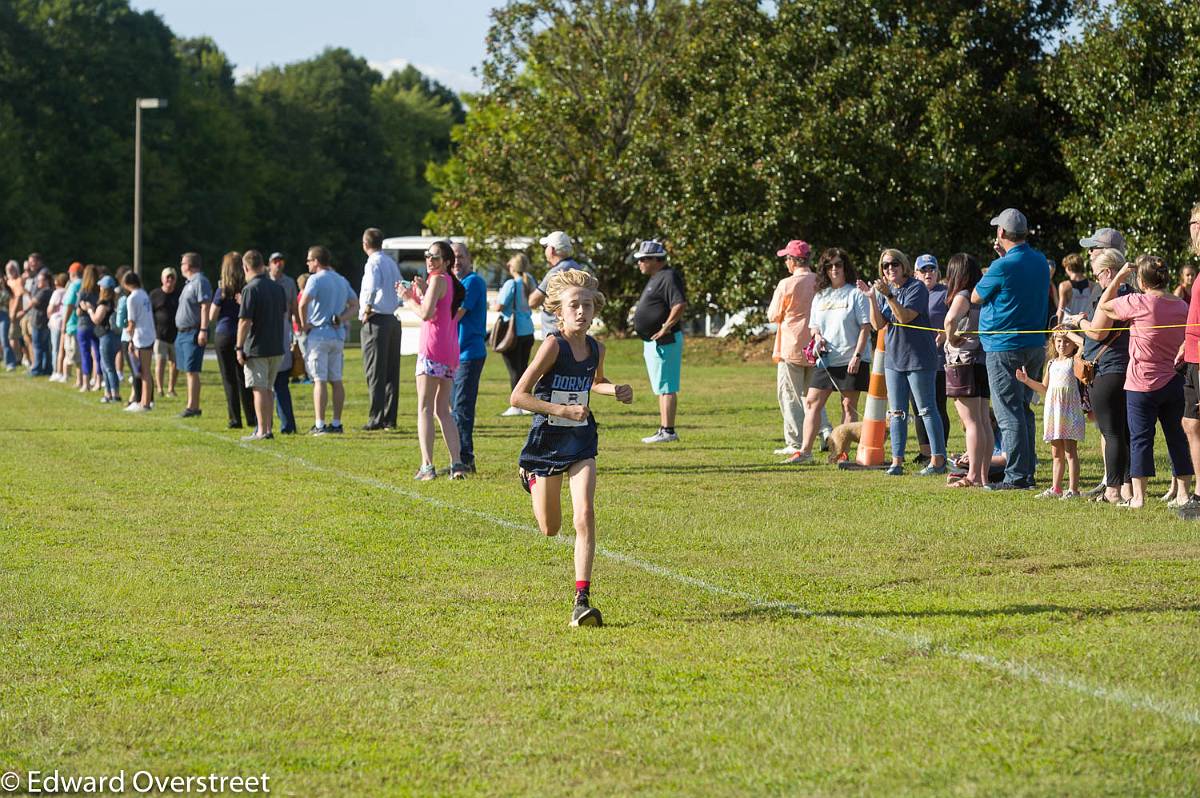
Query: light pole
133 97 167 280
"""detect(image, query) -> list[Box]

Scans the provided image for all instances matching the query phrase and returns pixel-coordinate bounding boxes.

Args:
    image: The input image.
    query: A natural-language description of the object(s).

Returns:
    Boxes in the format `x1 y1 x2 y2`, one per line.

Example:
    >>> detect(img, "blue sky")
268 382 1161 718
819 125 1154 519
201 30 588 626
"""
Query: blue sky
131 0 501 93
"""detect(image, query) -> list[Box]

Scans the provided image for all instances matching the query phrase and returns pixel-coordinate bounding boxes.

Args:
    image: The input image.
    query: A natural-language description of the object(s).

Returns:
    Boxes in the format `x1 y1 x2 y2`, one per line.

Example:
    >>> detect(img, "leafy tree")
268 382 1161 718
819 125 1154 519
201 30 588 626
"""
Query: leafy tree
426 0 696 332
657 0 1076 317
1045 0 1200 266
375 68 464 232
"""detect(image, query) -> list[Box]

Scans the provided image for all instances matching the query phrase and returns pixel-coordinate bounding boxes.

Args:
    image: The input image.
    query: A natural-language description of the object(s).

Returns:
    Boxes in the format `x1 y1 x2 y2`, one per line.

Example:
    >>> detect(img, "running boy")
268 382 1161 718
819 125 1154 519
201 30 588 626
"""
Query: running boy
511 269 633 627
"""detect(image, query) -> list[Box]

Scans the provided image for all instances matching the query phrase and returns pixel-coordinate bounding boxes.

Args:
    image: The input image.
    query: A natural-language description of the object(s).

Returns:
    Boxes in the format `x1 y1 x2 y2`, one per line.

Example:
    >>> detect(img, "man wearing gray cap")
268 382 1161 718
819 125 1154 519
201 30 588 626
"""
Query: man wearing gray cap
1079 227 1127 256
972 208 1050 490
528 231 581 337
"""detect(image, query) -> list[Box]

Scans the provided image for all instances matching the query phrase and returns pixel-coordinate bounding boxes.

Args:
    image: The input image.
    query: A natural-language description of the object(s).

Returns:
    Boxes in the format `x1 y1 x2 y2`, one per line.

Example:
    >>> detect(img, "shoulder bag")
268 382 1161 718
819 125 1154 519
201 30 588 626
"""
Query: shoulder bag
489 279 518 353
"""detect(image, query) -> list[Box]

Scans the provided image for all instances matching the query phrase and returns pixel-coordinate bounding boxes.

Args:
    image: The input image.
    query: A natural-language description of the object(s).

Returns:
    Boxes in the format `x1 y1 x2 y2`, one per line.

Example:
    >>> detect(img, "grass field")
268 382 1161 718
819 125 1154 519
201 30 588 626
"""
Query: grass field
2 338 1199 796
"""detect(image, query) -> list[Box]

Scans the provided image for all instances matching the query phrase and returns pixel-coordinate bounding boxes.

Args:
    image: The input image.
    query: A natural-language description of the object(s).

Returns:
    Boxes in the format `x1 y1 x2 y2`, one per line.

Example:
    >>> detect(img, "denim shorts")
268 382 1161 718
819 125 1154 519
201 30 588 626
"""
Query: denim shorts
175 330 205 373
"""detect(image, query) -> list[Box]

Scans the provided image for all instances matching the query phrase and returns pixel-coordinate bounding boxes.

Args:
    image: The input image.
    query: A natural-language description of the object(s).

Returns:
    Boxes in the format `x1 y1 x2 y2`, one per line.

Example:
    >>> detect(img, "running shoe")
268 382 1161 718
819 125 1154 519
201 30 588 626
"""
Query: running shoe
785 451 813 465
500 406 524 417
884 464 904 476
570 593 603 627
773 445 799 456
641 429 679 444
918 463 948 476
1034 487 1063 499
310 424 327 435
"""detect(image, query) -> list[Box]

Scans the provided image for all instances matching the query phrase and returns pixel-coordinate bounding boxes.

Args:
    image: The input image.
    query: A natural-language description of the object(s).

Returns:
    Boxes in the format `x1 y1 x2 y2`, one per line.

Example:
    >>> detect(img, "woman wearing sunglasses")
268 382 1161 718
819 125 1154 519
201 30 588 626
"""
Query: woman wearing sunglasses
857 249 947 476
398 240 468 480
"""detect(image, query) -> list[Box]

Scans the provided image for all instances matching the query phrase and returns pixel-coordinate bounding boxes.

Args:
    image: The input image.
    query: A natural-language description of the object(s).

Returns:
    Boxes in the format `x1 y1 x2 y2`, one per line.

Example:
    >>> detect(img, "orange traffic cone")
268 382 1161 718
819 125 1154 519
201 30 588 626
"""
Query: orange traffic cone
855 328 888 467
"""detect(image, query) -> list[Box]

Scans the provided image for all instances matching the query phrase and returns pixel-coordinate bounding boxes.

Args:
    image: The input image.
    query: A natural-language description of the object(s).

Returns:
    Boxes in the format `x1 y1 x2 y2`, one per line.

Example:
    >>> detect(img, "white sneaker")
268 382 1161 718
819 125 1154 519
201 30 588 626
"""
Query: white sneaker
642 429 679 444
500 406 524 417
126 404 150 413
773 446 799 456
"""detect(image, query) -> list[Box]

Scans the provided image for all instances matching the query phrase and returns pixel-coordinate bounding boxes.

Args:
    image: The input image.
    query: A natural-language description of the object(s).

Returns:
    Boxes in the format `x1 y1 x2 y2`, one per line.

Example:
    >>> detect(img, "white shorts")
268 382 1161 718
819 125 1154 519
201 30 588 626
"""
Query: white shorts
305 336 344 382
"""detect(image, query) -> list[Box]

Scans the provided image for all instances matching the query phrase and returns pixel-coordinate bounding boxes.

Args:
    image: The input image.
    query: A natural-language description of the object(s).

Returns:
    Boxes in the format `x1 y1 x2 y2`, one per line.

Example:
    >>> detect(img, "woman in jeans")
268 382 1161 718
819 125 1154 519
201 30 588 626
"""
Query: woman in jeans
90 275 121 404
210 251 256 429
1100 256 1192 509
858 248 946 476
75 264 102 391
942 253 993 488
493 253 537 416
1068 247 1132 504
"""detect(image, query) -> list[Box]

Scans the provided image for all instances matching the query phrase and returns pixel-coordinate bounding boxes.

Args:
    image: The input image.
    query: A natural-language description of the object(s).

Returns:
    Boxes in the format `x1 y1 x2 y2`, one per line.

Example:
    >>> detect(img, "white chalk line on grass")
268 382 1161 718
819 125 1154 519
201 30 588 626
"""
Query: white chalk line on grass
30 380 1200 728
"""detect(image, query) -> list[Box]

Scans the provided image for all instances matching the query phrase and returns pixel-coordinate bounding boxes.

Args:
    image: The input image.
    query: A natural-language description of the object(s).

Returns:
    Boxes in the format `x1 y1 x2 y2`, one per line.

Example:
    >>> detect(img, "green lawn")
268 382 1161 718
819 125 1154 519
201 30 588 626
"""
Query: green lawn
2 339 1198 796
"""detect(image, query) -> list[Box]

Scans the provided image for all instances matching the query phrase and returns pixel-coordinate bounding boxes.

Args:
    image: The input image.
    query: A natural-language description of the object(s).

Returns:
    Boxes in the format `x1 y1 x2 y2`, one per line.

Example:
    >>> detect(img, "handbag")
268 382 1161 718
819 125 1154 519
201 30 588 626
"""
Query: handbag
1072 332 1117 387
489 278 521 353
490 315 515 352
289 341 305 378
944 360 976 397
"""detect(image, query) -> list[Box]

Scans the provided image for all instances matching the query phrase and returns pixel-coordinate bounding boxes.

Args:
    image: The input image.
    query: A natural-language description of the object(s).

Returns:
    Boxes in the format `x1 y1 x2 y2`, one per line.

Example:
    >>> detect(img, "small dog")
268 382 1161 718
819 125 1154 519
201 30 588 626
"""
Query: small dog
825 420 893 464
825 421 863 464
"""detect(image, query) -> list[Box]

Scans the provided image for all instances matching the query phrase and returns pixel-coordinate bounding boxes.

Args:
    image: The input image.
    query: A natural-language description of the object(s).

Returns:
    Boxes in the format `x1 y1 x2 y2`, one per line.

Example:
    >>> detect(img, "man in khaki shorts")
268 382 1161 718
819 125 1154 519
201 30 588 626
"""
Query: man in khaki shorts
236 250 287 441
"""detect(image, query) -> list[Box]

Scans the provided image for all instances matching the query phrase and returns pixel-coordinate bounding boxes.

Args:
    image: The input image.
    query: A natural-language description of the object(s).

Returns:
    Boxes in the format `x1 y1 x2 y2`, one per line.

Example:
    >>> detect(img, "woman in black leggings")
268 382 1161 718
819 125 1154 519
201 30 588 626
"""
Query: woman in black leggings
1070 247 1131 504
493 253 537 416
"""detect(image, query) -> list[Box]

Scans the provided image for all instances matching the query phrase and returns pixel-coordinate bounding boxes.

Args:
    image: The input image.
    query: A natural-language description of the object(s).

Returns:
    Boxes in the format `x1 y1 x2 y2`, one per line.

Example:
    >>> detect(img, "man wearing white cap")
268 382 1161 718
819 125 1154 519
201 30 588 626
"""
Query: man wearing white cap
972 208 1050 490
528 231 581 337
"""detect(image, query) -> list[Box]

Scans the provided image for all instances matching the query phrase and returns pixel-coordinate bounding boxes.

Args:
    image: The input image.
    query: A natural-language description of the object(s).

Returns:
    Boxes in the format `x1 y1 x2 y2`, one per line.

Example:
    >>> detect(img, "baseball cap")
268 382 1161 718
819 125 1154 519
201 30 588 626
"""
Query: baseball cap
99 275 117 289
538 231 573 255
915 254 939 271
68 262 83 276
1078 227 1126 252
776 240 811 260
633 239 668 260
989 208 1029 235
269 252 285 261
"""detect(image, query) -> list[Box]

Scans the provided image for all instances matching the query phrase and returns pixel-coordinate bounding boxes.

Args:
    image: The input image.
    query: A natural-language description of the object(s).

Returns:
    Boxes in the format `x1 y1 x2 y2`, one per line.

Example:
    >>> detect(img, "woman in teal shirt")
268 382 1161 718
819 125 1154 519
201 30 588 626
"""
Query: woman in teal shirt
493 253 537 416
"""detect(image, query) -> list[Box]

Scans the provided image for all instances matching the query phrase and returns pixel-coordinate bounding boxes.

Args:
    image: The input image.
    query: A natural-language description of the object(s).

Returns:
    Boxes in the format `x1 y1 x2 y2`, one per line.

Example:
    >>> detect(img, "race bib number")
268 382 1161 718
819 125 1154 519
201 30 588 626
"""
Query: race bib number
547 389 589 427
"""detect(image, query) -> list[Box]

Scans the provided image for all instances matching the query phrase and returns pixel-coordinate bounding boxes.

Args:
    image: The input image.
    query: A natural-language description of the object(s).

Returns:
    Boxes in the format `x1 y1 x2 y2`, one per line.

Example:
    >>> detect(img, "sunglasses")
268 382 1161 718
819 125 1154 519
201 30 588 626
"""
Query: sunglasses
424 252 443 261
916 266 937 272
881 261 901 270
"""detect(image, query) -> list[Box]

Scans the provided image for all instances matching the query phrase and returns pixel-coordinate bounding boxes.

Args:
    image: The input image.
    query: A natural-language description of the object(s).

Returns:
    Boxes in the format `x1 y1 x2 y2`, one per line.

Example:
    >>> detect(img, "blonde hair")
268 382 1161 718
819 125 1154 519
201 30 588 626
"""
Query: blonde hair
544 269 605 318
877 248 912 279
507 252 531 274
1047 327 1079 361
1091 247 1125 275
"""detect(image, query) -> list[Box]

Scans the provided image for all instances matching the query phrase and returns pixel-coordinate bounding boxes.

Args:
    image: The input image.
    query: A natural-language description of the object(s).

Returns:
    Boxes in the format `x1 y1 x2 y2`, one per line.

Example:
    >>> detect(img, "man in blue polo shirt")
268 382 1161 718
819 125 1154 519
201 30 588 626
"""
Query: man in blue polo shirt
972 208 1050 490
451 241 487 472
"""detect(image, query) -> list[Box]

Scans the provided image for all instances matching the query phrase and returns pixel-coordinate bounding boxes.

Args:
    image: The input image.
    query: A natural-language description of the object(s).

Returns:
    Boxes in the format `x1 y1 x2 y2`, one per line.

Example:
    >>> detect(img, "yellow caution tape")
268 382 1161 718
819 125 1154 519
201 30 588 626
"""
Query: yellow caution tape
891 322 1200 335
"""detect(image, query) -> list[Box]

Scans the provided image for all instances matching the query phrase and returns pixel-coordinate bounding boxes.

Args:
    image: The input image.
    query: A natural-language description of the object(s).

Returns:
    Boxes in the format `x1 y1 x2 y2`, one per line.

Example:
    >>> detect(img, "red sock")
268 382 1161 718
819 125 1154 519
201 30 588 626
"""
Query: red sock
575 580 590 593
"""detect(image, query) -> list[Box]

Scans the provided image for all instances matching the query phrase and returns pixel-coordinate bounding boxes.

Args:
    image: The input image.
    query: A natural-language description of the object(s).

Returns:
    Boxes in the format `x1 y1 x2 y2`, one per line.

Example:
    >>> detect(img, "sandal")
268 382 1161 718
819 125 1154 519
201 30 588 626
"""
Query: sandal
947 477 978 488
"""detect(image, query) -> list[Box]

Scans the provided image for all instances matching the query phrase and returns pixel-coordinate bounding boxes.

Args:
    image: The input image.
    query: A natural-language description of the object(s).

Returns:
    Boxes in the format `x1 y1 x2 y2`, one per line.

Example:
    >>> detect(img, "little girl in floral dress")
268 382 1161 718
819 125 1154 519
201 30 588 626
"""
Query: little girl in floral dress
1016 329 1086 499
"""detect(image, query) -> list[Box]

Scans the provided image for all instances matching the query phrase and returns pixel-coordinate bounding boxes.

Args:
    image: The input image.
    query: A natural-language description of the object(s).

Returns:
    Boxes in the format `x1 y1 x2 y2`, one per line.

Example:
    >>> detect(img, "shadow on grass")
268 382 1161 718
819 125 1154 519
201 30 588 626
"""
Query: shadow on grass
722 602 1200 621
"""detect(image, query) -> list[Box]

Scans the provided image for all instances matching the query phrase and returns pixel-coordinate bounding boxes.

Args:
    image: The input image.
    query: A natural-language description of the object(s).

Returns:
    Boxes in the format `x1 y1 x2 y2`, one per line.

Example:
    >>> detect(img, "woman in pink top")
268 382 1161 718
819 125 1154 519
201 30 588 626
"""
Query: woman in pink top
767 239 828 457
1100 255 1193 508
398 239 466 481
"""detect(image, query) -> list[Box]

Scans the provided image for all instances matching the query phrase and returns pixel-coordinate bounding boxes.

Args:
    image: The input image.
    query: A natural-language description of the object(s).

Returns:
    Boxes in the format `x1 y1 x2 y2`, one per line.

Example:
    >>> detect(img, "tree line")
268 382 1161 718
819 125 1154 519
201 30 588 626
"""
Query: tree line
0 0 463 280
426 0 1200 332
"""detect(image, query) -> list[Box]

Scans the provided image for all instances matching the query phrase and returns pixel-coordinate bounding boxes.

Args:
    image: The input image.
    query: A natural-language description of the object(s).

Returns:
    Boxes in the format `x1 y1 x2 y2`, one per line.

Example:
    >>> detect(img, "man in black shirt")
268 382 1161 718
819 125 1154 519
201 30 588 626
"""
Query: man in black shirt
149 267 180 398
631 240 687 443
236 250 287 441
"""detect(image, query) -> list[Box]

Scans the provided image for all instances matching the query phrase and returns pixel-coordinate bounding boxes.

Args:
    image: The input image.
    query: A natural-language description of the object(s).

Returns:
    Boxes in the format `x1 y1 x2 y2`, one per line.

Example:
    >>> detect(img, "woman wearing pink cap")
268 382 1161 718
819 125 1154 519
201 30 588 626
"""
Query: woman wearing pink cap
769 239 829 459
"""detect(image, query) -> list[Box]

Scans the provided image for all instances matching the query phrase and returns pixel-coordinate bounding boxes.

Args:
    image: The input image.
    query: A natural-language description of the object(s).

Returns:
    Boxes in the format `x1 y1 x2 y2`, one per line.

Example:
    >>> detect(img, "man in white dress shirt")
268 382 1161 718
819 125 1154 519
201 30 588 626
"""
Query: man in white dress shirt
358 227 403 431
